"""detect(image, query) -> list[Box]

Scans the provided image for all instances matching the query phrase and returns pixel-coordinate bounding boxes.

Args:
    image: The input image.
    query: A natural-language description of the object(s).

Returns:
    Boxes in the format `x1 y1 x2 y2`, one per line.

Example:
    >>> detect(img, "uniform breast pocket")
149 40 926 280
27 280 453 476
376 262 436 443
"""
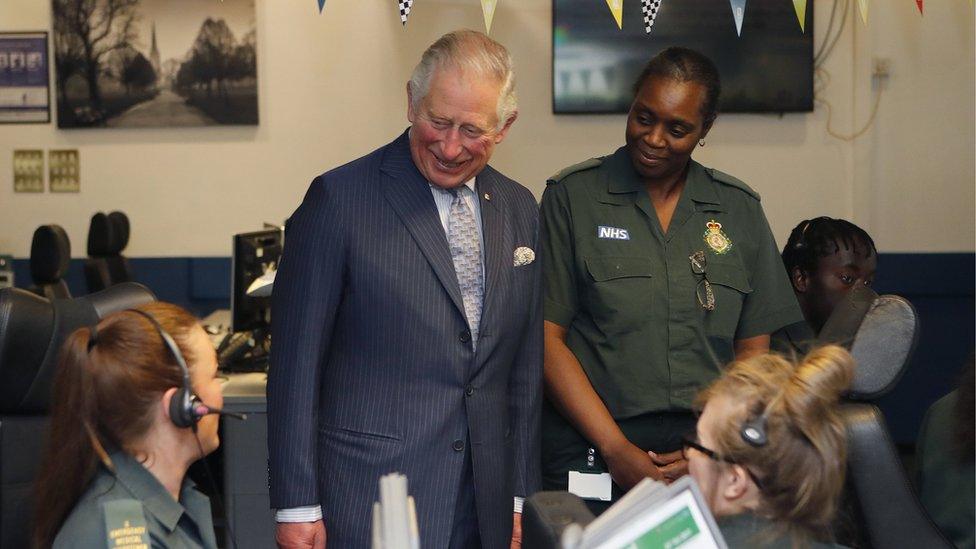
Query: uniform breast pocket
704 259 752 337
583 256 654 335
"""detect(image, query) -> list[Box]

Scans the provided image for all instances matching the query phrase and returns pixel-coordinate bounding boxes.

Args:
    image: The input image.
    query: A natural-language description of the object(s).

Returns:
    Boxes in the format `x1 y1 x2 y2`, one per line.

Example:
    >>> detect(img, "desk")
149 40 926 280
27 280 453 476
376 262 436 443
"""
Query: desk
221 372 275 548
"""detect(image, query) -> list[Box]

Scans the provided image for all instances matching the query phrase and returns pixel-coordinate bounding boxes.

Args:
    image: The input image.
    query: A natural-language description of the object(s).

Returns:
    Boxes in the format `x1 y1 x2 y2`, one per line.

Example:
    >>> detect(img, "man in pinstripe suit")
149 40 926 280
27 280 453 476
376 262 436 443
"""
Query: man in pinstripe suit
269 30 542 549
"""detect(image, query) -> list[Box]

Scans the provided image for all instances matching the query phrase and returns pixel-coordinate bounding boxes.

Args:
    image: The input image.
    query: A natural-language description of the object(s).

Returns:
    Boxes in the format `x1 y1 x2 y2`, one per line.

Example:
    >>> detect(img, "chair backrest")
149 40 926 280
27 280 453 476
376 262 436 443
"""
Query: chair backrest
85 212 133 293
839 293 953 548
0 283 155 549
28 225 71 300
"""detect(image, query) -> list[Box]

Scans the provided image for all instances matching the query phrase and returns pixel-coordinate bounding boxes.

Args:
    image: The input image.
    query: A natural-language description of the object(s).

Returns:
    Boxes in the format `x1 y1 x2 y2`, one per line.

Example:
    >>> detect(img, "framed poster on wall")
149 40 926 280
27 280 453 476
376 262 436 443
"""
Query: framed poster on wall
53 0 258 128
0 32 51 124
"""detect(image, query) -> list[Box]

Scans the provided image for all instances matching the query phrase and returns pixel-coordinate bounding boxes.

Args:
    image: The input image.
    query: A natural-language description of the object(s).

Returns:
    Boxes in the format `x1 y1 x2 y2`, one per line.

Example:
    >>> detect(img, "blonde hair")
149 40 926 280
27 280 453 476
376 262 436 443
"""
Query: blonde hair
408 29 517 129
696 345 854 539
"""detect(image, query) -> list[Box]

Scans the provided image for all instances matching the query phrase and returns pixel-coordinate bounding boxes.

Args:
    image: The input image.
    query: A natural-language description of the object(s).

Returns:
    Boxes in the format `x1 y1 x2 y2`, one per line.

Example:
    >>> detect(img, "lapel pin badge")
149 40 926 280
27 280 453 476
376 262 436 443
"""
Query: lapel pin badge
484 192 491 201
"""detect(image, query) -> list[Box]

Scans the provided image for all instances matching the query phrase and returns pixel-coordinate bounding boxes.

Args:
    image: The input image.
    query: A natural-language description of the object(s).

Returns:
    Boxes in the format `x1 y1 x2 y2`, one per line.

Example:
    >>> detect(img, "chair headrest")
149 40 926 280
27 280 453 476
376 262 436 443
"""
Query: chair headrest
87 212 118 257
0 282 156 414
848 295 920 400
819 285 879 348
108 211 130 251
29 225 71 283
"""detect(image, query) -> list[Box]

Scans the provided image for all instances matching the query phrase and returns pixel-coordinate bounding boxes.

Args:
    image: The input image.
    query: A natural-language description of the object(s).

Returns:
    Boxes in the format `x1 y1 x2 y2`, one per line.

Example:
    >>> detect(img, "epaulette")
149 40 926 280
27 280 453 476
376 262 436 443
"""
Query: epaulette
546 158 603 186
705 167 761 201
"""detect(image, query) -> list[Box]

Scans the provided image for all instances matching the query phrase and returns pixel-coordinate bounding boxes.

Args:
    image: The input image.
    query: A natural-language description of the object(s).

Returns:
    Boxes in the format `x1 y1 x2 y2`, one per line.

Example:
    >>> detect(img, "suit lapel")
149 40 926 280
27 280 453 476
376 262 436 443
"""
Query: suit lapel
379 132 466 318
476 168 508 340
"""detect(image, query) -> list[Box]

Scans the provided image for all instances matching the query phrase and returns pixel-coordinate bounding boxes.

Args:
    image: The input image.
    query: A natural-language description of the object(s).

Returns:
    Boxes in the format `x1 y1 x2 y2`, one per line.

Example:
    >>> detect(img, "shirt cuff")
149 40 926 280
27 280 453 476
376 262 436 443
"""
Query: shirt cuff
275 505 323 523
513 496 524 514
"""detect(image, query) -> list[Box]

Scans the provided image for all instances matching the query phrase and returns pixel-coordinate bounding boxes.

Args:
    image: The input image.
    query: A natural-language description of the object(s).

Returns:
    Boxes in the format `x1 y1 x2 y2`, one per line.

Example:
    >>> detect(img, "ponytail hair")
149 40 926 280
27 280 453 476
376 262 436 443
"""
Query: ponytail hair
696 345 854 540
32 302 199 549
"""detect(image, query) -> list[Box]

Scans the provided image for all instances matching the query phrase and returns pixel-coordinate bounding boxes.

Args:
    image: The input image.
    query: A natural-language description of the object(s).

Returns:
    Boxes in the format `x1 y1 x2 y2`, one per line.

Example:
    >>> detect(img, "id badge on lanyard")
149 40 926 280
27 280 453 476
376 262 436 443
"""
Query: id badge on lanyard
567 447 612 501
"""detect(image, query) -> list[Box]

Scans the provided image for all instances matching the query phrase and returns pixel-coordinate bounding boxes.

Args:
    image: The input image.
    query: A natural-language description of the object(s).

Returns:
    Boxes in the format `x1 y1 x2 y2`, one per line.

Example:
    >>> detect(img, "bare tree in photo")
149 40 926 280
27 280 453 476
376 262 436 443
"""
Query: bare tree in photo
53 0 139 114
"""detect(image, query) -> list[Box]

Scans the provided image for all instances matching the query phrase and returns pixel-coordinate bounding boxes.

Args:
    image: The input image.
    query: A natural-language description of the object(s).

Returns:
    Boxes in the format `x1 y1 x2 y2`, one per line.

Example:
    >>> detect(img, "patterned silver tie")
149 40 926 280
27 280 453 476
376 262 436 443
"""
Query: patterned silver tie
448 187 484 348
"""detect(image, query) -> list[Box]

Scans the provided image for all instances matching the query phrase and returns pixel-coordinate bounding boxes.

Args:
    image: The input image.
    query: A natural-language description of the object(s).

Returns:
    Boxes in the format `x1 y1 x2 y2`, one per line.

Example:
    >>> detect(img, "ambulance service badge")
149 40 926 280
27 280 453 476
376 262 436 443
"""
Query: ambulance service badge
703 220 732 255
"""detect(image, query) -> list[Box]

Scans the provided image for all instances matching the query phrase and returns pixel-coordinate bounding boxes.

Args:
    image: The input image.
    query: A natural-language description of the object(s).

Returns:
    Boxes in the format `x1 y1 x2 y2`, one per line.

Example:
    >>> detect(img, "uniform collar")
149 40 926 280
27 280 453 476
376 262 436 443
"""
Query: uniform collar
106 451 208 534
600 147 725 211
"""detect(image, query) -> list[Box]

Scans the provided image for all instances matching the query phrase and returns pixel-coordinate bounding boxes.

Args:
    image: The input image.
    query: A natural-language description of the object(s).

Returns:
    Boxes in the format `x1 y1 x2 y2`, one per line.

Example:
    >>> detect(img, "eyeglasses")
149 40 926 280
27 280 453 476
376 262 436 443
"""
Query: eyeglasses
689 250 715 311
681 434 765 491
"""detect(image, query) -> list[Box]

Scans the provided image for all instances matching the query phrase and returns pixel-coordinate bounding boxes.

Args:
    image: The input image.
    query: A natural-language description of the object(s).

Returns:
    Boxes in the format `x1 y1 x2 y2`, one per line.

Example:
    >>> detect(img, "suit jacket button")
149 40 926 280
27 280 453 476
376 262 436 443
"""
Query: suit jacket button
459 330 471 343
452 439 465 452
465 385 474 397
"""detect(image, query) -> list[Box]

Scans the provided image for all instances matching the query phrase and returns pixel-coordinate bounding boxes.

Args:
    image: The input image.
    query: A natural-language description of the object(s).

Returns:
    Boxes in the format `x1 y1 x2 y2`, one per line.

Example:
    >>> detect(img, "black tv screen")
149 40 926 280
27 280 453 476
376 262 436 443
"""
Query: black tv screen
553 0 813 114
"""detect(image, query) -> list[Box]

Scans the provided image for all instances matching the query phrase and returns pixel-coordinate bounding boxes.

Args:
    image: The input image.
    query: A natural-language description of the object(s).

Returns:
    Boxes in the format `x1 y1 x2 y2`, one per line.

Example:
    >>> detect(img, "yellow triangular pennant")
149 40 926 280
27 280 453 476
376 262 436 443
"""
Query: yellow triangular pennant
605 0 624 29
481 0 498 33
792 0 807 32
856 0 869 25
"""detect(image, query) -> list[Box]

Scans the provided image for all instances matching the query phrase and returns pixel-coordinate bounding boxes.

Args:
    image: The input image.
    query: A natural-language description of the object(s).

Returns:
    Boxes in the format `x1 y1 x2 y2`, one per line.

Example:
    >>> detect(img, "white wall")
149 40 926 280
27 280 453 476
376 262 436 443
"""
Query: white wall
0 0 972 257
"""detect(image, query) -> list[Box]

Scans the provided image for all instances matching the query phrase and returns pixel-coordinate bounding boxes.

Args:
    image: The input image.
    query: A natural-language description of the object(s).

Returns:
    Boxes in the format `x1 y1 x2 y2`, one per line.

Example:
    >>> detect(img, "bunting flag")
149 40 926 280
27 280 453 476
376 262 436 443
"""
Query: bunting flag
317 0 325 13
641 0 663 34
915 0 923 15
792 0 807 32
481 0 498 33
856 0 869 25
729 0 747 36
398 0 414 25
606 0 624 29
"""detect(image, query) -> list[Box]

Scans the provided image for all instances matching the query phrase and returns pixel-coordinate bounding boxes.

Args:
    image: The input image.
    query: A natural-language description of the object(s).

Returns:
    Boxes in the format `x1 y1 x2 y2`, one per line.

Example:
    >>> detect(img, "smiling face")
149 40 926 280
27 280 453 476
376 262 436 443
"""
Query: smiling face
625 77 712 184
407 66 515 190
794 238 878 332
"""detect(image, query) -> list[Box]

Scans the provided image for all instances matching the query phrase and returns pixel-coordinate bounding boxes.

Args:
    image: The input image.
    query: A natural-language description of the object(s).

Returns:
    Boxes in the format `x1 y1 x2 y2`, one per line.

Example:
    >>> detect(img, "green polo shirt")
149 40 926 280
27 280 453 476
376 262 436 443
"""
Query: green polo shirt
541 147 802 418
54 451 217 549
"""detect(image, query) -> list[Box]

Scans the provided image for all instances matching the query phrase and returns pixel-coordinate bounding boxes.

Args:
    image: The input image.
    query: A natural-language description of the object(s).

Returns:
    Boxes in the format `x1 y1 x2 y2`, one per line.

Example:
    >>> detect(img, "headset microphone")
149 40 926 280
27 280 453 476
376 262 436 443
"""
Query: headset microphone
192 403 247 421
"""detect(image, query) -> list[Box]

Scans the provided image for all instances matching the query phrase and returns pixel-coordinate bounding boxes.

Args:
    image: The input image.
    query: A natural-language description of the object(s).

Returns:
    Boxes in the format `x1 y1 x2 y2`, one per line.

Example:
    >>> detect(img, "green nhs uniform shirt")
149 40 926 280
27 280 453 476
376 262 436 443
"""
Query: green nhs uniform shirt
541 147 802 419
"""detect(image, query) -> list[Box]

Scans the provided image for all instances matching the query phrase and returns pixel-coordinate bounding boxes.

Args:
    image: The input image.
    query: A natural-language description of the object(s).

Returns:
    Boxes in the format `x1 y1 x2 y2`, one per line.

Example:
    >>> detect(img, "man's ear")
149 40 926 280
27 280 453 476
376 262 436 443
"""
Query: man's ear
406 82 416 124
791 266 809 293
493 111 518 144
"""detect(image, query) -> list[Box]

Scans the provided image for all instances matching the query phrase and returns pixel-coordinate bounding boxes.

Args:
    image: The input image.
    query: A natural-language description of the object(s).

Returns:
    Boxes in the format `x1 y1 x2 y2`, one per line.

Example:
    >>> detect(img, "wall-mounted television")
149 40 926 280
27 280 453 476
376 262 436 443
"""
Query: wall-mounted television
553 0 814 114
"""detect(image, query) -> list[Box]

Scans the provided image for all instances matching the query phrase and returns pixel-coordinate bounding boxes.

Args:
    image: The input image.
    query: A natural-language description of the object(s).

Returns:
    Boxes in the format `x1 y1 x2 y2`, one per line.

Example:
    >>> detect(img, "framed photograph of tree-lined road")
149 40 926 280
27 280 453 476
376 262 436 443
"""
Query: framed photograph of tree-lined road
53 0 257 128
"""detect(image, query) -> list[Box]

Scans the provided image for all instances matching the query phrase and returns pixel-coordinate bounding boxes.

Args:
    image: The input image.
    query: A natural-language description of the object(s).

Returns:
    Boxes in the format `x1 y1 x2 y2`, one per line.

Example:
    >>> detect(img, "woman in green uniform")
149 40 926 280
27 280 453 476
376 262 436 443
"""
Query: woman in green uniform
541 47 802 511
33 302 224 548
684 345 853 548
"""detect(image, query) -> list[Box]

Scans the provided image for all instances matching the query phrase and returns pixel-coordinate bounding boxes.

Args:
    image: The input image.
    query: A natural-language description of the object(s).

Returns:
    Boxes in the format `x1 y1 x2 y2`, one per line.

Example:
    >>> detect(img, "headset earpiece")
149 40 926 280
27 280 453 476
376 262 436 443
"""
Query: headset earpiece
740 414 768 447
127 308 202 430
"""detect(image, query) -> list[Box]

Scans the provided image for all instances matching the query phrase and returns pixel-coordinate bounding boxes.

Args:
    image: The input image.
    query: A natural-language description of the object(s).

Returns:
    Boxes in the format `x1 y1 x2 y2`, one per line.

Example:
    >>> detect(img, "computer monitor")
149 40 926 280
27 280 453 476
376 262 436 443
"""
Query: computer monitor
231 228 282 334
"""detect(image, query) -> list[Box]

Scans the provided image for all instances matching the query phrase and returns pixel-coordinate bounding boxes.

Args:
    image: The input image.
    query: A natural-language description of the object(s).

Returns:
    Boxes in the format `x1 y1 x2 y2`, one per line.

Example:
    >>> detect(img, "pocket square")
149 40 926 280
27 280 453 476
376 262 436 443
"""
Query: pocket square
514 247 535 267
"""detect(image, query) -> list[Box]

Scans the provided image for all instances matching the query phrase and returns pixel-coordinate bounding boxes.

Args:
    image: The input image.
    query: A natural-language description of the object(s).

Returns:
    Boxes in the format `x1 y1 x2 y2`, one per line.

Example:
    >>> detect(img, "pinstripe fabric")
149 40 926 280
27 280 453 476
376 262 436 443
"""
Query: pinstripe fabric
268 131 542 549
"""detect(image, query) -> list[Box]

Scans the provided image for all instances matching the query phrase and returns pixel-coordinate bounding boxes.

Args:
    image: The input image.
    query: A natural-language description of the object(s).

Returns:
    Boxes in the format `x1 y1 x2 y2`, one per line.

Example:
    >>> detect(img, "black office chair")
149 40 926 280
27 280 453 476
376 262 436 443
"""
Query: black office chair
0 282 155 549
839 293 954 549
85 211 133 293
28 225 71 300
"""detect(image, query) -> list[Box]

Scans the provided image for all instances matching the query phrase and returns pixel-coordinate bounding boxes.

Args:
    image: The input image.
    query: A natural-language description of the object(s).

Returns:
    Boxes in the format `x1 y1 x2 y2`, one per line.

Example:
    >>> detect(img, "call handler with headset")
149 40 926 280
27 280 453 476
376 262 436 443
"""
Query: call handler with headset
32 303 228 548
540 47 802 512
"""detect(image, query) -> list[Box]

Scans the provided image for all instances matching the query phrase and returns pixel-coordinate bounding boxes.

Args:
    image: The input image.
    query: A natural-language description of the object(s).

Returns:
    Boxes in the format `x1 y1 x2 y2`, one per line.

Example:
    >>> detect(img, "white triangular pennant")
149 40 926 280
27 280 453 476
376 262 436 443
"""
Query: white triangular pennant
641 0 663 34
856 0 869 25
481 0 498 33
792 0 807 32
729 0 747 36
398 0 414 25
606 0 624 29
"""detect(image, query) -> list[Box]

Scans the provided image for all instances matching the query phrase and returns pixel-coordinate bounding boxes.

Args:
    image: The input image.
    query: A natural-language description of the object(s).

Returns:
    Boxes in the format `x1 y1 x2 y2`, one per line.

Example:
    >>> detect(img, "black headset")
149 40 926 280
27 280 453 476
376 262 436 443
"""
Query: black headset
126 309 203 429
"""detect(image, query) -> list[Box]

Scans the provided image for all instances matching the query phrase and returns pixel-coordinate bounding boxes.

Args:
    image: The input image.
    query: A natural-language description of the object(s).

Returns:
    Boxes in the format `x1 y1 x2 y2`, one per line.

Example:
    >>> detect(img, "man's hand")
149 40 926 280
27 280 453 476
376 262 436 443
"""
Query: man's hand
276 520 327 549
510 512 522 549
648 449 688 483
602 439 664 490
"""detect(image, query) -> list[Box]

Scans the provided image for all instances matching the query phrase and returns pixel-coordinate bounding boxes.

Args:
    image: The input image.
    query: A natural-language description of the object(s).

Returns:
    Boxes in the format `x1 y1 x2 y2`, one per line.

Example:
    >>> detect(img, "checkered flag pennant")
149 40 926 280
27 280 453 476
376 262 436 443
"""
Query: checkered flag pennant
641 0 663 34
398 0 414 25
